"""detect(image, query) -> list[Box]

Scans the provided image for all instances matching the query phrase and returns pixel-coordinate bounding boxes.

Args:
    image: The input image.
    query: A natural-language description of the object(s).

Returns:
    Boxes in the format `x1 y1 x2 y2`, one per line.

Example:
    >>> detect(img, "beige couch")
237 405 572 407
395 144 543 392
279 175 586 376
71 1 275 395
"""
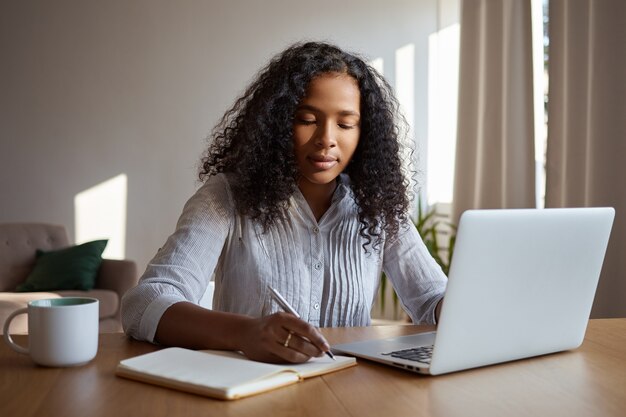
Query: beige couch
0 223 138 334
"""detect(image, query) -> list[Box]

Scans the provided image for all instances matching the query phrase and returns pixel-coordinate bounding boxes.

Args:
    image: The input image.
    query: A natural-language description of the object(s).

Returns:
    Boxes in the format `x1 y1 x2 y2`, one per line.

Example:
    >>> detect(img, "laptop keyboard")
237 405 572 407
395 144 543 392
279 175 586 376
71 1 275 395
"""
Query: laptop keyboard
382 345 434 364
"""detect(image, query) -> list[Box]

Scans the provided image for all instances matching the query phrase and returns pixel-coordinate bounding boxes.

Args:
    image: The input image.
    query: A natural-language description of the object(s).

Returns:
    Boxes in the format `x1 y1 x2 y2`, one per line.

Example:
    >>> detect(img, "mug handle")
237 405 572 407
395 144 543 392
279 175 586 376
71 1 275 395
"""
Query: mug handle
3 307 29 354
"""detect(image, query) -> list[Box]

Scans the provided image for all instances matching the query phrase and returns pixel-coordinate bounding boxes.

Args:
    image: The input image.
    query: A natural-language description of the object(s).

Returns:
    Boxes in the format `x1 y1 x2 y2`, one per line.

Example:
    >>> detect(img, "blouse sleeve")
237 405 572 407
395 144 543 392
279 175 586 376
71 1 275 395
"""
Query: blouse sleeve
382 219 448 325
121 174 234 342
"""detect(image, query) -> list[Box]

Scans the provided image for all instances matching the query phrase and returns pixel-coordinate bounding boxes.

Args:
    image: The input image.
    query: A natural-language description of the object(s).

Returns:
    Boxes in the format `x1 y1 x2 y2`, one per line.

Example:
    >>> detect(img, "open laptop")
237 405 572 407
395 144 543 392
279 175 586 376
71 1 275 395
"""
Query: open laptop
333 207 615 375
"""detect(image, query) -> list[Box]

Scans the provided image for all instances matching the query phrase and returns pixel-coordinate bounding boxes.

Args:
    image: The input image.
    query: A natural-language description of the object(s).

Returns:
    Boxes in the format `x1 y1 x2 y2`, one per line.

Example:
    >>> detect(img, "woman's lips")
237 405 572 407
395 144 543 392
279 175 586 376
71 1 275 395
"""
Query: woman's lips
308 155 338 170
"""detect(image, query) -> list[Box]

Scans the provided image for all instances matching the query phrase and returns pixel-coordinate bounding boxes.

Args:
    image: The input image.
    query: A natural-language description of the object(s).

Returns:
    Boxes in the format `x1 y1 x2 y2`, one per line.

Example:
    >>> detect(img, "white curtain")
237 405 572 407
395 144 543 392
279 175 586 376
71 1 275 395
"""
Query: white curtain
545 0 626 317
452 0 536 224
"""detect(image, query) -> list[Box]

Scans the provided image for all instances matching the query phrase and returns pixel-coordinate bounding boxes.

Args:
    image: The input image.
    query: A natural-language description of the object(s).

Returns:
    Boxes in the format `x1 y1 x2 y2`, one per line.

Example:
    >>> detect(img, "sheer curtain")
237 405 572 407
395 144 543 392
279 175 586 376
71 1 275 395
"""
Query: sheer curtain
452 0 536 224
545 0 626 317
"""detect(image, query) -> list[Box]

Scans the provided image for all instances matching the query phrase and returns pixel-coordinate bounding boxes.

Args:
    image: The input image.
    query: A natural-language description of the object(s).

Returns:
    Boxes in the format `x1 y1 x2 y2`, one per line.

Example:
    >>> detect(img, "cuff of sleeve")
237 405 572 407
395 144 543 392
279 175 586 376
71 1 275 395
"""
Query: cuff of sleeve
431 294 445 325
139 294 186 343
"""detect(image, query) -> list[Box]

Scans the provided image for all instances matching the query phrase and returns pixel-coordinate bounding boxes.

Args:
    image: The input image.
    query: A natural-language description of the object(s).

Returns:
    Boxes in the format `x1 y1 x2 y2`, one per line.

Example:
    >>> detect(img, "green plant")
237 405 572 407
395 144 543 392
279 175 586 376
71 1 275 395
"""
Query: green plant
378 200 456 319
414 201 456 276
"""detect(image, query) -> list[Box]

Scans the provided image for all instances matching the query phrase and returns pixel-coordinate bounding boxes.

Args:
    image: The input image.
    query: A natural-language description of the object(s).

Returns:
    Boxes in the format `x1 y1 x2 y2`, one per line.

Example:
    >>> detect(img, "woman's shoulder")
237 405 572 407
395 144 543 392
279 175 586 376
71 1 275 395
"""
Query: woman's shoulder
196 172 236 198
183 173 236 219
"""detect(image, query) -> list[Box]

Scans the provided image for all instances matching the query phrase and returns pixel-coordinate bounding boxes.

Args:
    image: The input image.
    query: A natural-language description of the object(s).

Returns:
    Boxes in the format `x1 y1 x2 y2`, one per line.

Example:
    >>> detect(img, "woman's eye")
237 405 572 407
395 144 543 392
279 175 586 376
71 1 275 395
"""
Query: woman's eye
339 124 355 130
298 119 316 125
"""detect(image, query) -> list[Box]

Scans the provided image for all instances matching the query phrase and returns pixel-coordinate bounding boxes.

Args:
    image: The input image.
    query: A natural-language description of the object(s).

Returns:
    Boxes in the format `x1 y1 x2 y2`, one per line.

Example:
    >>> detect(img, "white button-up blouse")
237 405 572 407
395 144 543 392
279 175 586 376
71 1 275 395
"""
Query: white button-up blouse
121 174 447 342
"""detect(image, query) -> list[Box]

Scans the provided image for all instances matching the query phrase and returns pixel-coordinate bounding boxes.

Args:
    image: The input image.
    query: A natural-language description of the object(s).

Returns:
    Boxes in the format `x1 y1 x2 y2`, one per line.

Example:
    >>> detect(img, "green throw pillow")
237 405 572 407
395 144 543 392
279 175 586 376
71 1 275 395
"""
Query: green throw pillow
15 239 108 292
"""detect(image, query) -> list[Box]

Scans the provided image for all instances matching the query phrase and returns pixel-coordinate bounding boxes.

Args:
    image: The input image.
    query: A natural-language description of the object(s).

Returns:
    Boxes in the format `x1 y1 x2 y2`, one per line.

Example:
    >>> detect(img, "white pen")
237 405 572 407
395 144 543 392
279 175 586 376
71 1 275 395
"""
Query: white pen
268 285 335 360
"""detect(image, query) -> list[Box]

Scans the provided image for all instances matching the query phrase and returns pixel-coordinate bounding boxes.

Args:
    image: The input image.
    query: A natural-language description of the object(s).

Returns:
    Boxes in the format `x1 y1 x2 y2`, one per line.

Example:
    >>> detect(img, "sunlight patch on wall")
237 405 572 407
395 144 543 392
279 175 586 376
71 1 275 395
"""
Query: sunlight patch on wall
395 43 415 140
531 0 548 208
427 23 460 206
74 173 127 259
394 43 418 208
369 57 384 76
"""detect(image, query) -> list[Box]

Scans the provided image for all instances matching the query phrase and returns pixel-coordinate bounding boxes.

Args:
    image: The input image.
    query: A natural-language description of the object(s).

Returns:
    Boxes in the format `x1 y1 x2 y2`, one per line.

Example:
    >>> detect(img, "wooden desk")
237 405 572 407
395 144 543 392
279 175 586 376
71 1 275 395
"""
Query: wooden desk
1 319 625 417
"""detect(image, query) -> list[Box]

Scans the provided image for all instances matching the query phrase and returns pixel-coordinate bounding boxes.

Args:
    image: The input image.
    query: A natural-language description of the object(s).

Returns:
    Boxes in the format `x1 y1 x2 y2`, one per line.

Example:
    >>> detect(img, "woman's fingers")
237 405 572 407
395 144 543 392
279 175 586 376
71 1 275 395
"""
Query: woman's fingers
277 313 331 355
276 329 324 362
238 312 329 363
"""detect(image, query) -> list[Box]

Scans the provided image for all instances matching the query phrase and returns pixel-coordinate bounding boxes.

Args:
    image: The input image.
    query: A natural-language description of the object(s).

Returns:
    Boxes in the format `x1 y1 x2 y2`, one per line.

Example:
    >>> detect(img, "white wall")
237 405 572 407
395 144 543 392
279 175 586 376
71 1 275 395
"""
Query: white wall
0 0 439 272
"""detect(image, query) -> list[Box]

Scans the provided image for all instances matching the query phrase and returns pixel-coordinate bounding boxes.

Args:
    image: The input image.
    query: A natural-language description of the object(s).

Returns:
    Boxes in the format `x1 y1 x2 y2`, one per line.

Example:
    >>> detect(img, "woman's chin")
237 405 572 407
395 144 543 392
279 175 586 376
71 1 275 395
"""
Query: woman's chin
298 173 340 188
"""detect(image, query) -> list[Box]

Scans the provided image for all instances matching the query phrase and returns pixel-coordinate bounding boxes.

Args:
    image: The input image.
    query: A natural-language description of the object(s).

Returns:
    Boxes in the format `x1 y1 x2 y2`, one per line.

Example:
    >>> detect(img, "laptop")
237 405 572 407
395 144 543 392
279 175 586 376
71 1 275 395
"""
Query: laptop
333 207 615 375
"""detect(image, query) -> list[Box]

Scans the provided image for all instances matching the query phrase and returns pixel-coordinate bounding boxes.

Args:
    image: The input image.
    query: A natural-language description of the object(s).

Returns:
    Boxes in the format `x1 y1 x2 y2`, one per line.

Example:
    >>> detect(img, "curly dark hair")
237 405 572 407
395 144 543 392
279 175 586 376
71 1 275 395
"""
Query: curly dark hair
199 41 410 250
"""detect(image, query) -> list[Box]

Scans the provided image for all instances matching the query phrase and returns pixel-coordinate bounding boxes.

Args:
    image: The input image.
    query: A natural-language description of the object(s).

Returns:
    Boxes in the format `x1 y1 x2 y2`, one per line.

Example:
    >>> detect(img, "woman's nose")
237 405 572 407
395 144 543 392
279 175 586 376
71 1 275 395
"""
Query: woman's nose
315 122 337 148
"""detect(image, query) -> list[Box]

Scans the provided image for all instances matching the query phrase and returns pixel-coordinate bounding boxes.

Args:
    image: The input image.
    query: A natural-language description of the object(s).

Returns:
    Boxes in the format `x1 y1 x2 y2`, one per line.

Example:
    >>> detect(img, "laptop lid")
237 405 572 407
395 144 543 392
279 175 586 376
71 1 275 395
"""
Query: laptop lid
429 207 614 374
333 207 615 376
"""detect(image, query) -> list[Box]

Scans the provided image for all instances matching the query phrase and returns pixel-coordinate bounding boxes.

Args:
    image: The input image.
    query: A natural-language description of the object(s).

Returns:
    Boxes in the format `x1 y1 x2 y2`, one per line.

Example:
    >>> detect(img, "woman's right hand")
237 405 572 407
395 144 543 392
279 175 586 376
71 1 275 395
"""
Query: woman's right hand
154 302 330 364
237 312 331 363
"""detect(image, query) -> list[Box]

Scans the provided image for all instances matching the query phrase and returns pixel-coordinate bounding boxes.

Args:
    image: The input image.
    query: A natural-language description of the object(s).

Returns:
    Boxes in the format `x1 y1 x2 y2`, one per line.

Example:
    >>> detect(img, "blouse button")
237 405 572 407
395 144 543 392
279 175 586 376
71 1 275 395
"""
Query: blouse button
314 302 320 310
314 262 322 270
312 226 320 234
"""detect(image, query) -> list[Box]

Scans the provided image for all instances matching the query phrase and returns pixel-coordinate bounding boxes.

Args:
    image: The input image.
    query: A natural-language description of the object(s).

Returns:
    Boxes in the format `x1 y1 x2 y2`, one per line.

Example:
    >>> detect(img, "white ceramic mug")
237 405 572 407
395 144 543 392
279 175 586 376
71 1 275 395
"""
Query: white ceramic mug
3 297 99 367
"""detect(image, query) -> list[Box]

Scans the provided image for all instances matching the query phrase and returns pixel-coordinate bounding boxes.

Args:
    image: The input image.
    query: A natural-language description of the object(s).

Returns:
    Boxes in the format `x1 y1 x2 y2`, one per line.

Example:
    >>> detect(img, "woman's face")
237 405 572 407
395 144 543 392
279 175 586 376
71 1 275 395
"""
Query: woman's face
292 72 361 192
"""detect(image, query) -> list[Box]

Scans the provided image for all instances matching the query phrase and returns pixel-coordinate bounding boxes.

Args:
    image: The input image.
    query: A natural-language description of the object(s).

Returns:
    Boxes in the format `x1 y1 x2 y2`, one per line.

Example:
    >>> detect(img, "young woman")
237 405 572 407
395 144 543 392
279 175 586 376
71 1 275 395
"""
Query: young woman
121 42 447 364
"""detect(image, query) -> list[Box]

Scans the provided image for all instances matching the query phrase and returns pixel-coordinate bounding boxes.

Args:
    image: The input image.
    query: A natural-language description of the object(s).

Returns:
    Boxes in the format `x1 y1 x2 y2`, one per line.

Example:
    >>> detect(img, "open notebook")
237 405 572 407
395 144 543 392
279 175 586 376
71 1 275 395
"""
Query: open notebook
116 347 356 400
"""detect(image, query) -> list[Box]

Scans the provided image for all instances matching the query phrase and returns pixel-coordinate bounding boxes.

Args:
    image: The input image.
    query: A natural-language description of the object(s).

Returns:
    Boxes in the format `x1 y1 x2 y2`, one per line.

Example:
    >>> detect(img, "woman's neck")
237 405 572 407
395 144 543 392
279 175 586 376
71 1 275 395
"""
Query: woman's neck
297 179 338 222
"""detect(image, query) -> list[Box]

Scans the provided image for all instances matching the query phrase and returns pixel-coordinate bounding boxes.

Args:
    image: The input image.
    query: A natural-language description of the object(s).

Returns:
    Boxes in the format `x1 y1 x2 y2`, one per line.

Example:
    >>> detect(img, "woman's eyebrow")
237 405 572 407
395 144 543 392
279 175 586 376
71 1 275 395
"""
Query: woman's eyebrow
296 104 360 117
